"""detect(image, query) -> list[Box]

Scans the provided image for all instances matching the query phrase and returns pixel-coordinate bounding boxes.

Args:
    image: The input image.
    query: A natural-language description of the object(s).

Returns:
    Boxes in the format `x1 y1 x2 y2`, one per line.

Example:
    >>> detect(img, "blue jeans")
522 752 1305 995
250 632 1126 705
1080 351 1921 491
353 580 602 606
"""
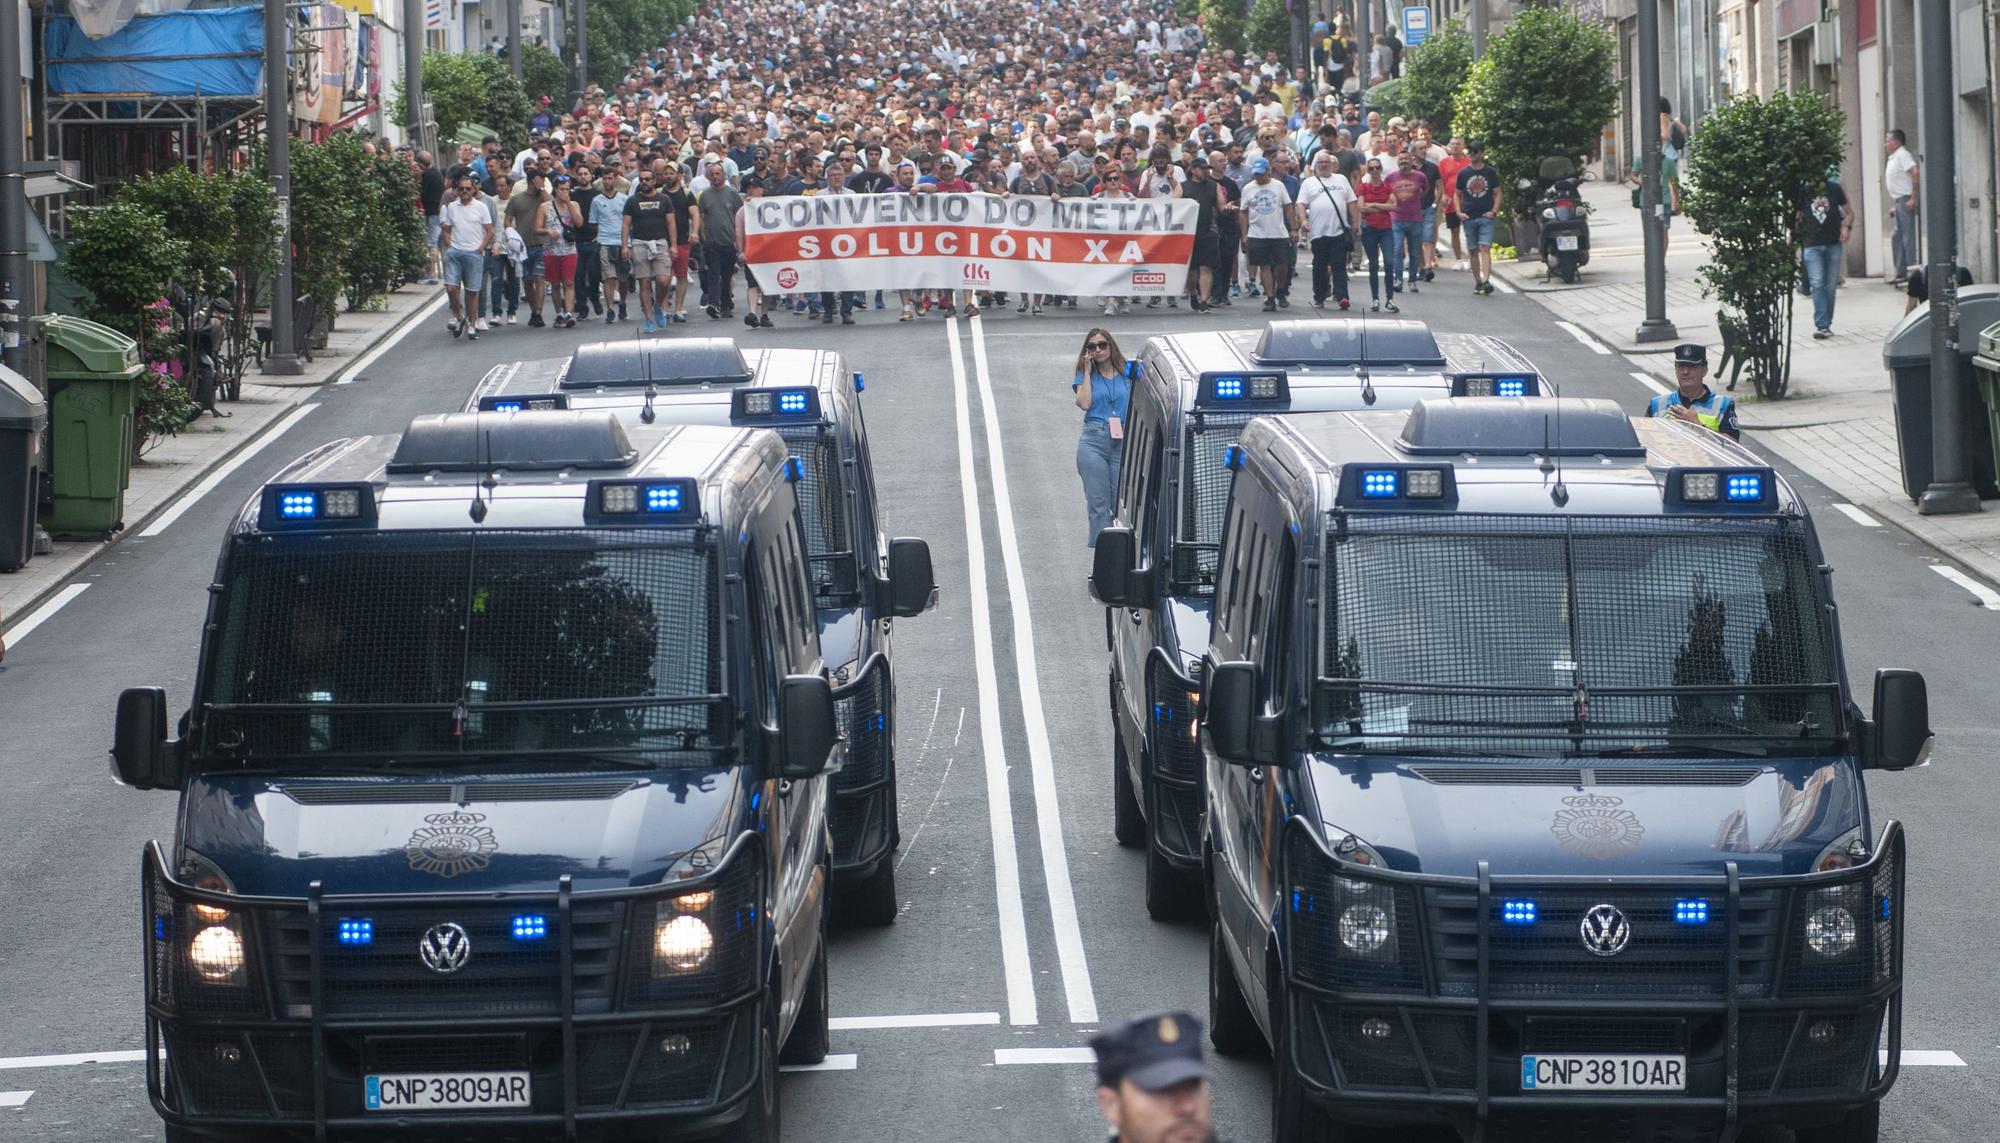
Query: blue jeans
1802 242 1841 332
484 252 518 318
1361 227 1399 300
1393 219 1425 284
1462 215 1495 249
1076 419 1124 546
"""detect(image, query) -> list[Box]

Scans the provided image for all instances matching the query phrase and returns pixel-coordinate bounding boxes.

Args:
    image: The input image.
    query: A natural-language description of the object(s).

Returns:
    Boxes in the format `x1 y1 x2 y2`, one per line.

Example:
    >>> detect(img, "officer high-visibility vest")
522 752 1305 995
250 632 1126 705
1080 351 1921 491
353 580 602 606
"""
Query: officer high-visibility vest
1648 389 1736 433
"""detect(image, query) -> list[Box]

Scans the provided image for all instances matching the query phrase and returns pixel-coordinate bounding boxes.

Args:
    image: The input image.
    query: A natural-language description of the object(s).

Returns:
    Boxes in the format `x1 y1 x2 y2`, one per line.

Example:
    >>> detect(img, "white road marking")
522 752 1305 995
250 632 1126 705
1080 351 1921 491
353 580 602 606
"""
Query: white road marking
945 317 1039 1027
1487 275 1518 295
1931 565 2000 610
1555 320 1611 354
1888 1050 1967 1067
1830 503 1883 528
780 1054 857 1073
994 1047 1096 1065
1629 370 1671 397
0 583 89 645
968 315 1100 1026
0 1091 30 1108
830 1012 1001 1030
337 293 450 383
0 1049 151 1070
137 404 321 537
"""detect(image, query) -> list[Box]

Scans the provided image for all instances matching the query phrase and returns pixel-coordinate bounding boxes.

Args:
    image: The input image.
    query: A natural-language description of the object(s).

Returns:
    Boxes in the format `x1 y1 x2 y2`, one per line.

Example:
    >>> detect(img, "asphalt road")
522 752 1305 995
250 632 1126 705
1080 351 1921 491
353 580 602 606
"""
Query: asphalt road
0 269 1994 1143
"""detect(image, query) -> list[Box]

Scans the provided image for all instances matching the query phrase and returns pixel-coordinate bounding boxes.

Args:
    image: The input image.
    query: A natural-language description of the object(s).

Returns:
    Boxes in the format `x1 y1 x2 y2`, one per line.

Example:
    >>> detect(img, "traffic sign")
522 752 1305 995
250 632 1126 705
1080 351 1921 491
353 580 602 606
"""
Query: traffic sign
1403 5 1432 48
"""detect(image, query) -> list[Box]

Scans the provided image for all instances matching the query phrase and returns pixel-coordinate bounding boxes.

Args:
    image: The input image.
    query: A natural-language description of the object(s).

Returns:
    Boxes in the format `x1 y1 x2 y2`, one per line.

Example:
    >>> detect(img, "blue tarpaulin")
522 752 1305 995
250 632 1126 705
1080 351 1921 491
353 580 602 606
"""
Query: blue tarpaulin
45 7 264 98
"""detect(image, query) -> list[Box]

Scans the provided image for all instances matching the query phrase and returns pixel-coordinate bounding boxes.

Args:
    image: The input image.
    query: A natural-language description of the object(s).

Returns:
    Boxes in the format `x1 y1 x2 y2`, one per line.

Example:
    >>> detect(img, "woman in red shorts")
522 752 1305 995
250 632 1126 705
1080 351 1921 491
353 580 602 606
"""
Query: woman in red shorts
539 176 584 327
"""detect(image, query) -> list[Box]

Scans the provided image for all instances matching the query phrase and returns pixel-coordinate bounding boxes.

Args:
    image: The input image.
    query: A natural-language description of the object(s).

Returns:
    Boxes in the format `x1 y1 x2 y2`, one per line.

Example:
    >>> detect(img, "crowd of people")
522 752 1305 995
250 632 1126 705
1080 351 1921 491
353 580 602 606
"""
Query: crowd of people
414 0 1508 338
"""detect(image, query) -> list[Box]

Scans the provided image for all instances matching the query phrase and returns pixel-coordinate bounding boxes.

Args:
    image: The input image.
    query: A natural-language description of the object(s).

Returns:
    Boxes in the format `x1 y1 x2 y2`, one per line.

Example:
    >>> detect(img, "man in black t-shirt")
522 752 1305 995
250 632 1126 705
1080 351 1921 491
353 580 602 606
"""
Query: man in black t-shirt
1180 155 1222 311
621 170 674 333
658 165 699 322
572 174 603 318
417 150 445 284
1797 178 1851 338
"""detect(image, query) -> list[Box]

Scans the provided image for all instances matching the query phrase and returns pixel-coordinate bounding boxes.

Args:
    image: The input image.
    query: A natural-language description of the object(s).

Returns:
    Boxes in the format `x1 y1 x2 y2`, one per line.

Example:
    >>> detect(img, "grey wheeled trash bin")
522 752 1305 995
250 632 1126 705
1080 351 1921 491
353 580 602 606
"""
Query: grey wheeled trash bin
0 364 46 571
1882 283 2000 501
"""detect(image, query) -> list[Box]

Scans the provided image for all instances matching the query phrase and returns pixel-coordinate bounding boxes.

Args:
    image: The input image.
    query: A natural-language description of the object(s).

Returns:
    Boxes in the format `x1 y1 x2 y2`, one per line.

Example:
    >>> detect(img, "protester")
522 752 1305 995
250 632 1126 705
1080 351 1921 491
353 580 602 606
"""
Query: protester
1355 154 1399 312
1456 140 1502 296
1299 150 1357 310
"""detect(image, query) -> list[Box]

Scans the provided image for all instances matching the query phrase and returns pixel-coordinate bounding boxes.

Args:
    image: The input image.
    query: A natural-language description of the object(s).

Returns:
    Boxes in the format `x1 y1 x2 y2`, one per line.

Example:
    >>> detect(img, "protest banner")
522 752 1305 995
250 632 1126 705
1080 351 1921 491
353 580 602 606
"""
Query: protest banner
740 192 1199 296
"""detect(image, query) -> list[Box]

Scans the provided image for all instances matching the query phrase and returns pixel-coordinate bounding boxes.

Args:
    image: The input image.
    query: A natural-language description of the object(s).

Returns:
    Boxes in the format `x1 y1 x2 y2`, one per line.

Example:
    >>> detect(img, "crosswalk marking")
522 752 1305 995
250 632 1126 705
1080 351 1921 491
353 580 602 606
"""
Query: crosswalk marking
780 1054 857 1073
0 1091 30 1108
830 1012 1000 1030
994 1047 1096 1065
1831 503 1883 528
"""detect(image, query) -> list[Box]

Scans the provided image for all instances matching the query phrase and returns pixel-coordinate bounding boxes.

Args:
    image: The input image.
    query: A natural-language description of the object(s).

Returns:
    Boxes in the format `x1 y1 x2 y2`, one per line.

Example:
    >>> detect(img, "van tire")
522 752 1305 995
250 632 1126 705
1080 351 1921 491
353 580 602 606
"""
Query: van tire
844 859 898 927
780 913 831 1065
1209 917 1266 1058
1795 1102 1880 1143
1145 841 1201 923
1113 719 1144 848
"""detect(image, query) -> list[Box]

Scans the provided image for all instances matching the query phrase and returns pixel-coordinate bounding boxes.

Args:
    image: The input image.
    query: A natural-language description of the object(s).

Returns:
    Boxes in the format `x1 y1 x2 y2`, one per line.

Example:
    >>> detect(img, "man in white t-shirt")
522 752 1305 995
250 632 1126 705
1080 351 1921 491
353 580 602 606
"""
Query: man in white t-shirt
1240 158 1298 312
1883 129 1919 283
1298 151 1359 310
438 177 495 338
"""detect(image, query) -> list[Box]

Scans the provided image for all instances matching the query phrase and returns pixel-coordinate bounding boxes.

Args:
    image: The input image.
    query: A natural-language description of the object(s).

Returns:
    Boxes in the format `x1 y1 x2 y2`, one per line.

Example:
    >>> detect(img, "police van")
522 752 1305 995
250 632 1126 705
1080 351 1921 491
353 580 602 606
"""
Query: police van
1089 319 1542 920
1198 398 1926 1143
469 338 936 923
109 411 911 1141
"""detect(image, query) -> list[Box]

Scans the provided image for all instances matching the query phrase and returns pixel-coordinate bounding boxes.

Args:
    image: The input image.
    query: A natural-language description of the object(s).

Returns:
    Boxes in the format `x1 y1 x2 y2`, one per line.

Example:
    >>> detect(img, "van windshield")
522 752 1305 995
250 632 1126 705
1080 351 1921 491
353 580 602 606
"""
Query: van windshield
1316 514 1843 756
200 529 723 766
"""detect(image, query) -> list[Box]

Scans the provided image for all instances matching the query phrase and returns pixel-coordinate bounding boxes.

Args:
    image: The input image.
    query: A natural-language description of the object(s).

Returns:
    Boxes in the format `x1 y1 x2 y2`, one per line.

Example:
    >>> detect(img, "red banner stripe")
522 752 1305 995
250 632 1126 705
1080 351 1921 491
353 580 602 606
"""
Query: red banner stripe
743 225 1195 265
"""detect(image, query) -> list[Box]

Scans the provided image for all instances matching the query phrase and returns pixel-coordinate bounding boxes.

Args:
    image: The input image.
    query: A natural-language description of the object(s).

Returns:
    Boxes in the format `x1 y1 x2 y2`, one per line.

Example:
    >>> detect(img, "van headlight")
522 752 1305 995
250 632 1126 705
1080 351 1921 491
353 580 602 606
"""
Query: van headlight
1812 827 1869 871
653 911 715 975
1338 902 1392 955
189 925 246 983
1805 905 1858 958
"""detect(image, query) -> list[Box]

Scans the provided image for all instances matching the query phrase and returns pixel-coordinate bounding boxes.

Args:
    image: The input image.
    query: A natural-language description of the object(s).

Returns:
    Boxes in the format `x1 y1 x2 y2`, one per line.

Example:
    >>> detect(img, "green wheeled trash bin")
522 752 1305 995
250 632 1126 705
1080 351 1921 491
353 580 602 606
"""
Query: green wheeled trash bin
1882 284 2000 501
0 364 46 571
38 314 144 537
1975 320 2000 495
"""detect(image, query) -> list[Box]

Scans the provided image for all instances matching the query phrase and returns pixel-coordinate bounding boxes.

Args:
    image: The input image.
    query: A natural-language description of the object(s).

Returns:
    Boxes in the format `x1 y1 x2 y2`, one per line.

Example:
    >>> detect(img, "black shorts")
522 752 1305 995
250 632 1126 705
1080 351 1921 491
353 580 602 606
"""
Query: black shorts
1246 237 1291 267
1445 211 1462 230
1190 233 1221 269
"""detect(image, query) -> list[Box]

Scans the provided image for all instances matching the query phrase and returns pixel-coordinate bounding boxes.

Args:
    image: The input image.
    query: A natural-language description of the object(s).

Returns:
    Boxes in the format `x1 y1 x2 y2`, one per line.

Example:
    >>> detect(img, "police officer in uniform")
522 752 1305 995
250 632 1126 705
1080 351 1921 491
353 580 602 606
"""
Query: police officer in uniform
1648 344 1741 440
1090 1011 1219 1143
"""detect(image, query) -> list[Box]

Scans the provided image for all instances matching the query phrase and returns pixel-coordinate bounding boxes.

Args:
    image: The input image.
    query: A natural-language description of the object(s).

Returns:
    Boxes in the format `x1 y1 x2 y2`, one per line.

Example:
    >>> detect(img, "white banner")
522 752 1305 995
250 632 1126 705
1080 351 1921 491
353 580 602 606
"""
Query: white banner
740 193 1200 296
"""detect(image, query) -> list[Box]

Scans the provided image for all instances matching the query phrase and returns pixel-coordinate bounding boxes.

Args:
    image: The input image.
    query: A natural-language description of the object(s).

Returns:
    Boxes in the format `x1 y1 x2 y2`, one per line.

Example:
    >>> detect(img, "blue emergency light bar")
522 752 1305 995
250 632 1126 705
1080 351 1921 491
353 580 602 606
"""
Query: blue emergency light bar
337 918 375 946
1501 900 1537 925
1451 373 1542 398
1661 466 1777 511
257 482 379 531
732 386 823 422
1336 463 1459 508
1197 370 1289 408
477 393 571 413
585 478 702 524
1674 899 1710 925
511 914 548 941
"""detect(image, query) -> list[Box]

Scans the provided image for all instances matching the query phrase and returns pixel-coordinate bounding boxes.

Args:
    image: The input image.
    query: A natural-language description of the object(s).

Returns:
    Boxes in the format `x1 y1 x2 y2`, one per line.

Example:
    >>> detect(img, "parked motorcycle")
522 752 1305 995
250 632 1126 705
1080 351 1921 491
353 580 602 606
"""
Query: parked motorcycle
1533 156 1592 284
171 284 233 419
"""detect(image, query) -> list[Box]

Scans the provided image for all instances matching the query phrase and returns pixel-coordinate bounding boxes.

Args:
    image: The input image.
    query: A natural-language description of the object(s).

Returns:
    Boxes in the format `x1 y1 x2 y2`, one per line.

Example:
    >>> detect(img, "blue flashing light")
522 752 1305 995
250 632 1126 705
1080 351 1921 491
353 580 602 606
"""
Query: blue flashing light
491 400 525 413
337 918 375 946
1674 899 1710 925
1879 896 1893 921
784 456 806 483
1501 900 1537 925
279 491 318 519
1222 445 1244 470
1360 470 1399 498
644 484 684 513
511 914 548 941
154 916 171 942
778 390 811 414
1213 376 1245 400
1497 377 1527 398
1153 702 1173 722
1725 474 1763 502
854 372 865 392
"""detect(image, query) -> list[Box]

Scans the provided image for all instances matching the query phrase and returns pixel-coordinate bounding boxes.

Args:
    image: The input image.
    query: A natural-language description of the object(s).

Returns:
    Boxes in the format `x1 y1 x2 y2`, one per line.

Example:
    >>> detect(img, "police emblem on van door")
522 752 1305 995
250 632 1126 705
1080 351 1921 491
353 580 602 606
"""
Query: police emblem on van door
405 811 499 878
1550 793 1644 859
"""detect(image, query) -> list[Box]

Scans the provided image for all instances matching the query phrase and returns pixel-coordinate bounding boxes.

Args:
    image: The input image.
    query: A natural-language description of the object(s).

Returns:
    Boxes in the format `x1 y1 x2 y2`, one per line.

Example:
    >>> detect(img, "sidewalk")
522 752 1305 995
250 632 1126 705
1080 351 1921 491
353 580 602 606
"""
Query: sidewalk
0 286 444 631
1493 178 2000 587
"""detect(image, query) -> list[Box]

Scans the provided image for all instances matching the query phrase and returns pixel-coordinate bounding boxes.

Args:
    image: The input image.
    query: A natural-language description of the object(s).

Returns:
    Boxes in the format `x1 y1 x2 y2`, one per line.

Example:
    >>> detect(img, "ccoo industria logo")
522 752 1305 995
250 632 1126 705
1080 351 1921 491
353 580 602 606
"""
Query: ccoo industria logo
406 810 500 878
1130 270 1167 288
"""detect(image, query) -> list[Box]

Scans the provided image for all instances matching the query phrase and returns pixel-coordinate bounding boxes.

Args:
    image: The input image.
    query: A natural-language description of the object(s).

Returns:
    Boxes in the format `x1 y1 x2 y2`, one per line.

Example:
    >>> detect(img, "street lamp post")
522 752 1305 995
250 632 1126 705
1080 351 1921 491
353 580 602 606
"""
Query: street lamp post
404 0 424 149
262 0 303 375
0 0 32 377
507 0 523 80
1633 0 1678 343
1915 0 1980 515
1471 0 1487 59
572 0 588 111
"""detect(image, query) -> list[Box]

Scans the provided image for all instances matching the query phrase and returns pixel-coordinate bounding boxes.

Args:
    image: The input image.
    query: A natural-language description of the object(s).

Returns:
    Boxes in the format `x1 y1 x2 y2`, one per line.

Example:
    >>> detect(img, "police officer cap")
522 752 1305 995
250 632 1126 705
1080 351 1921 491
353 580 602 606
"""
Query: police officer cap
1673 343 1709 365
1091 1011 1213 1092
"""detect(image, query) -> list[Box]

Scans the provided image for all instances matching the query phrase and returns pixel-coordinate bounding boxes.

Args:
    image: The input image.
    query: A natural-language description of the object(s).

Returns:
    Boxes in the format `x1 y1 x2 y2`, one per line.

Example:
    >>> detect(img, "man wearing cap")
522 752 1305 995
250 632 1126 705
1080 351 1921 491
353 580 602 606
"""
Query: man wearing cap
1649 345 1742 440
1091 1011 1218 1143
1240 157 1298 313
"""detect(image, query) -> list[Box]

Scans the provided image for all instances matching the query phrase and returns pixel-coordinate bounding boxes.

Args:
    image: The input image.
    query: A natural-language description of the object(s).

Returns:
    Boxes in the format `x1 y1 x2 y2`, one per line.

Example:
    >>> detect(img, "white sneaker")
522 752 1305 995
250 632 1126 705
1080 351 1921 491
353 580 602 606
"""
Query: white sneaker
506 313 518 325
1454 260 1468 271
473 318 487 332
1103 304 1117 316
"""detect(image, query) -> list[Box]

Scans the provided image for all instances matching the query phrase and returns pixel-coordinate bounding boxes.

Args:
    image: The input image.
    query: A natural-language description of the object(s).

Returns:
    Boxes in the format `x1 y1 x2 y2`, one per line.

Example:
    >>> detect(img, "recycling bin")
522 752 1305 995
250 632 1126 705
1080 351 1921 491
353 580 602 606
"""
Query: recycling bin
38 314 144 537
1975 319 2000 496
0 364 45 571
1882 284 2000 501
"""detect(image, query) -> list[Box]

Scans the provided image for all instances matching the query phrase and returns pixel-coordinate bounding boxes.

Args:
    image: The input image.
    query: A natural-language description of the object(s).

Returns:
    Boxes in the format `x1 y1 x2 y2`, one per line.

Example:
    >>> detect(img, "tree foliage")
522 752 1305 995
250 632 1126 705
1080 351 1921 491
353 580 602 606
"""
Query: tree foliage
1682 90 1846 398
62 201 198 439
586 0 697 89
521 41 568 109
1199 0 1246 54
348 157 428 310
1398 16 1473 137
1452 6 1617 208
287 133 371 334
1247 0 1292 59
119 169 236 297
395 51 534 151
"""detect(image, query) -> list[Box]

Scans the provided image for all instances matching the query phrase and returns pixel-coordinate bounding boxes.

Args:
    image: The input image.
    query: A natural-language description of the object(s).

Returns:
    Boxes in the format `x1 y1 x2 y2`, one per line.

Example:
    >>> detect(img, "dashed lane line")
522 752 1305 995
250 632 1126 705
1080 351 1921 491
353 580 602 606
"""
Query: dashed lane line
994 1048 1097 1065
944 316 1040 1027
1931 565 2000 610
1629 370 1671 397
1488 275 1518 295
1554 320 1611 355
0 583 88 646
1892 1050 1968 1067
780 1054 858 1073
1 1091 30 1108
137 404 321 537
1830 503 1884 528
830 1012 1001 1030
0 1049 150 1070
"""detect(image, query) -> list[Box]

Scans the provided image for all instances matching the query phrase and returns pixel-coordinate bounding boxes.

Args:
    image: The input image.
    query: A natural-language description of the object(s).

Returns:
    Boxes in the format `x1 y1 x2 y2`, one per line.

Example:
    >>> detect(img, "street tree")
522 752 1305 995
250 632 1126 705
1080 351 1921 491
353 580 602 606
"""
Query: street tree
1200 0 1246 54
1247 0 1292 60
1451 5 1617 226
393 51 534 151
1398 16 1472 137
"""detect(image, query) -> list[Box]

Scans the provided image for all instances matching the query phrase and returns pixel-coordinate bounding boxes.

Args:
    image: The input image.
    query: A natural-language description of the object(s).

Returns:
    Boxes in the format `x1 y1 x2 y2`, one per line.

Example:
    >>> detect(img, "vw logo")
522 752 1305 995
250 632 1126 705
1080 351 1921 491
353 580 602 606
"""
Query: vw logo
418 922 472 974
1578 904 1631 957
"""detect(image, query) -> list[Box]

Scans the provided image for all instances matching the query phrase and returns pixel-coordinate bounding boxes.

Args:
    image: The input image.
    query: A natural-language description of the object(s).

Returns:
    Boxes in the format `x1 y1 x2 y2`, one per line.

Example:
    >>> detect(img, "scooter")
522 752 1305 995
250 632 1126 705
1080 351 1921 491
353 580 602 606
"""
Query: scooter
1533 156 1592 284
171 284 232 419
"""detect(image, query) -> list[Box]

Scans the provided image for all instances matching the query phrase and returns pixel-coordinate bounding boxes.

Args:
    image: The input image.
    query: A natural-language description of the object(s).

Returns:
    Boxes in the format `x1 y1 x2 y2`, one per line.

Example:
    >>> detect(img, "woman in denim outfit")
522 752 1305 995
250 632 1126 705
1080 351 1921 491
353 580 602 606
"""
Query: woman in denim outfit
1073 329 1133 548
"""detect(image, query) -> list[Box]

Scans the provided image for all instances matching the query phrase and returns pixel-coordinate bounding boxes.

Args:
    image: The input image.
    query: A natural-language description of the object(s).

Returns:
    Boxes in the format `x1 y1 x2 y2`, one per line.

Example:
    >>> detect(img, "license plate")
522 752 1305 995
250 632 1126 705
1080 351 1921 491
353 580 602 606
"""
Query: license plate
1555 235 1580 251
1521 1054 1685 1092
365 1072 531 1111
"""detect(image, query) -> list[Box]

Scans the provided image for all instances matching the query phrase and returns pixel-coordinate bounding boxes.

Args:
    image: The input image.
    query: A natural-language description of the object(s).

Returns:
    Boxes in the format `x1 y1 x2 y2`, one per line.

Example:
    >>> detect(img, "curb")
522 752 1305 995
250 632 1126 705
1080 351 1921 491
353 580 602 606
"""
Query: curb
1 289 444 633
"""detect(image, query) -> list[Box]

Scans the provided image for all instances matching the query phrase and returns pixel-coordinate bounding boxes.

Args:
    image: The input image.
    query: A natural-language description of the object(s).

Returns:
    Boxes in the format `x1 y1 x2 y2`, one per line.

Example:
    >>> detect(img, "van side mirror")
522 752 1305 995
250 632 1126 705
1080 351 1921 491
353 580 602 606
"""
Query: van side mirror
1205 661 1260 765
1868 668 1932 770
1090 526 1148 607
884 537 937 617
774 675 838 779
112 687 178 789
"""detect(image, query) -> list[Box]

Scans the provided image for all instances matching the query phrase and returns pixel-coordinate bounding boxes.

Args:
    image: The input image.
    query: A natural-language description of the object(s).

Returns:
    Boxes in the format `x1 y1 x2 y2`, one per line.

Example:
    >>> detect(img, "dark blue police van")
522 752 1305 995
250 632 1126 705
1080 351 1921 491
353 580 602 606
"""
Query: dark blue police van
110 412 921 1141
1090 319 1542 920
1198 398 1927 1143
469 339 937 923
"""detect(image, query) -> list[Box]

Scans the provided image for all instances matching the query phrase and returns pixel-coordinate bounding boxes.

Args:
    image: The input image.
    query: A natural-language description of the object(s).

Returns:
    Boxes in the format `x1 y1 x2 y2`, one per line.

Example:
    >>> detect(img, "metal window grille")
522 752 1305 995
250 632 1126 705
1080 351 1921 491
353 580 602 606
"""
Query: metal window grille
1171 413 1253 593
774 425 857 598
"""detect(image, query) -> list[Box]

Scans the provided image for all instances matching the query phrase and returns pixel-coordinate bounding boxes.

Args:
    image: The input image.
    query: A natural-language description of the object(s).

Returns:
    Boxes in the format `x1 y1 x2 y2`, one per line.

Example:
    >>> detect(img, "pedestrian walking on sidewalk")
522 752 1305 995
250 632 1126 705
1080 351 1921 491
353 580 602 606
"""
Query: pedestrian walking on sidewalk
1074 330 1132 548
1798 174 1851 339
1884 130 1919 284
1648 344 1741 441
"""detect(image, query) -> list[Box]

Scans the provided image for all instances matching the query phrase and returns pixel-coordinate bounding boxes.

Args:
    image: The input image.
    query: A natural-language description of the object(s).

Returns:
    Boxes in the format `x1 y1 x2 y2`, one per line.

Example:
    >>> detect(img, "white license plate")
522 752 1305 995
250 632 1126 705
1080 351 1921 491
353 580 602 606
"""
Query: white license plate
365 1072 531 1111
1555 235 1581 251
1521 1054 1685 1092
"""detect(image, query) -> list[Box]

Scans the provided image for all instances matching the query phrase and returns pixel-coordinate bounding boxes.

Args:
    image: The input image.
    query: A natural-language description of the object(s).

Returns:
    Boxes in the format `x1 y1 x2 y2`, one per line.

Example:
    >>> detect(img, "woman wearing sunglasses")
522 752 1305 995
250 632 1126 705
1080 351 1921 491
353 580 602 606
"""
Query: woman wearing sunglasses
1073 330 1132 548
1355 156 1401 312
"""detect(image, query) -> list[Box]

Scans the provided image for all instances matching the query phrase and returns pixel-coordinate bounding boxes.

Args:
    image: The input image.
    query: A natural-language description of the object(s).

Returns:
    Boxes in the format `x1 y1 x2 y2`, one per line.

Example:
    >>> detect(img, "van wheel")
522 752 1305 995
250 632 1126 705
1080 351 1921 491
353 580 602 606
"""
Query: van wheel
779 914 831 1065
713 996 781 1142
1208 917 1265 1058
1271 993 1347 1143
1795 1102 1880 1143
844 859 898 927
1112 720 1144 848
1145 842 1201 923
